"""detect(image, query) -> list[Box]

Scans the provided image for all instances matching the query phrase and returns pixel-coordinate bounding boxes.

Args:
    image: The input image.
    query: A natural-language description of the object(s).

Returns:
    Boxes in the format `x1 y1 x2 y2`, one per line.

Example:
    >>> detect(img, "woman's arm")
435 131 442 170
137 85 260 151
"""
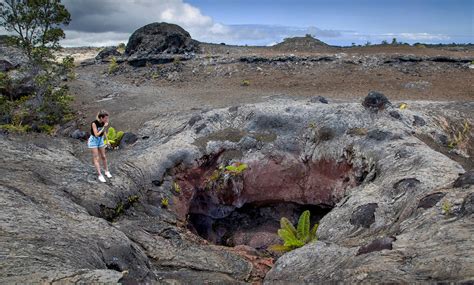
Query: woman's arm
91 122 104 137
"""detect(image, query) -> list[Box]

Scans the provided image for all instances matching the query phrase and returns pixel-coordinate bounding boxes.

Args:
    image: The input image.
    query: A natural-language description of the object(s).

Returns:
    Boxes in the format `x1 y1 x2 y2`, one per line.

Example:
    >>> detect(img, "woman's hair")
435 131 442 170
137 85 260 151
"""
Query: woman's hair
96 110 109 120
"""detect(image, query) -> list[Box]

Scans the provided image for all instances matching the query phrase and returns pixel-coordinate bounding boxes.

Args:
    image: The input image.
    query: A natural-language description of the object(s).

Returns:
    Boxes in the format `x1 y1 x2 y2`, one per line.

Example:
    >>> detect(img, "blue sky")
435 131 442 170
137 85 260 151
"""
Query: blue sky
186 0 473 45
32 0 472 46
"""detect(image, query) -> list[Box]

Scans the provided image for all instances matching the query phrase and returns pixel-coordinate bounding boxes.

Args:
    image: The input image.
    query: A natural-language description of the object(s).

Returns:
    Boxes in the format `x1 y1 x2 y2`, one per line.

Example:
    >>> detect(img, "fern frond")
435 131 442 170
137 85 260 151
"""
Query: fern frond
278 229 303 247
280 217 297 236
268 244 293 252
309 223 319 242
108 127 116 139
297 210 310 240
116 131 124 141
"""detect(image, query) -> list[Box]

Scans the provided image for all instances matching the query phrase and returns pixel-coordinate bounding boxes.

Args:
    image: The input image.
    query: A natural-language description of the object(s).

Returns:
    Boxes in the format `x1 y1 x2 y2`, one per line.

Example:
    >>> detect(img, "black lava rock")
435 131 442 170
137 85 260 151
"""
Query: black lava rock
95 46 121 61
188 114 203 127
453 171 474 188
418 192 446 209
350 203 379 228
367 130 392 141
389 110 401 120
362 91 391 112
125 22 199 57
393 178 421 196
119 132 138 148
310 96 329 104
413 115 427 127
71 129 87 140
357 237 395 255
461 193 474 216
0 59 14 72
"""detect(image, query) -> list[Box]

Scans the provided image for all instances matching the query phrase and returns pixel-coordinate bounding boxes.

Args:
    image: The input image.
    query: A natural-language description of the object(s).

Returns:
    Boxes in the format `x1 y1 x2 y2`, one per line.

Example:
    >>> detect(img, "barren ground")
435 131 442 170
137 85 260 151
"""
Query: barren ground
67 44 473 133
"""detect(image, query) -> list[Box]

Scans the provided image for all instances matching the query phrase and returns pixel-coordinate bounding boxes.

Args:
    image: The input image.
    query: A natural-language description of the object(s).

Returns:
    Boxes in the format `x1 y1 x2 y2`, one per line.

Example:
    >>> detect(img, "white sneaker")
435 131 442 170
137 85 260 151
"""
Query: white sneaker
98 175 106 183
105 171 112 178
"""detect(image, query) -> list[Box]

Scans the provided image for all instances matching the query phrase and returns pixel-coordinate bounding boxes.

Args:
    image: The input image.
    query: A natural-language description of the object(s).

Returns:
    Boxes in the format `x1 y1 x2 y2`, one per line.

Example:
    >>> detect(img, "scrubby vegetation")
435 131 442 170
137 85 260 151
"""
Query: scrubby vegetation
0 0 74 134
447 120 470 149
270 210 319 252
108 57 119 74
205 162 249 191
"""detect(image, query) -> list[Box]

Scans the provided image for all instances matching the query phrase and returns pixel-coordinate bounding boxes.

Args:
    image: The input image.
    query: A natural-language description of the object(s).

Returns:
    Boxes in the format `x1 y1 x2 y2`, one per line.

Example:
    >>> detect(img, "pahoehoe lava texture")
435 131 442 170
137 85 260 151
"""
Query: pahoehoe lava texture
0 97 473 283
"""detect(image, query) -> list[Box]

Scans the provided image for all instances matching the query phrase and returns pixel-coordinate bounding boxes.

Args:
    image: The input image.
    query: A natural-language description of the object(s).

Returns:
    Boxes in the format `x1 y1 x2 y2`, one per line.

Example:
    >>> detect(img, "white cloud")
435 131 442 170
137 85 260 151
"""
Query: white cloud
61 31 130 47
392 33 450 41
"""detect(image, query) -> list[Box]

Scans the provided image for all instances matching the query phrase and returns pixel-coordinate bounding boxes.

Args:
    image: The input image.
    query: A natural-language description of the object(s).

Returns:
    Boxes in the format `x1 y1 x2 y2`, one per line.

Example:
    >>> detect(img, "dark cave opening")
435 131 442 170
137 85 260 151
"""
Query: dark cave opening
187 202 333 249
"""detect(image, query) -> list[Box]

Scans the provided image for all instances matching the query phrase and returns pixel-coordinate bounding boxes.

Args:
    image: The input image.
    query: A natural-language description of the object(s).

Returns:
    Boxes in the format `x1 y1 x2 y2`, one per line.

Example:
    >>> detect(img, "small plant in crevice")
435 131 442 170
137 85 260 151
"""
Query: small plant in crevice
269 210 319 252
127 195 139 204
151 71 160 80
441 200 453 215
161 197 169 208
100 194 140 222
347 127 368 136
173 182 181 194
241 79 250 86
447 120 470 150
105 127 124 149
224 162 248 175
205 162 248 191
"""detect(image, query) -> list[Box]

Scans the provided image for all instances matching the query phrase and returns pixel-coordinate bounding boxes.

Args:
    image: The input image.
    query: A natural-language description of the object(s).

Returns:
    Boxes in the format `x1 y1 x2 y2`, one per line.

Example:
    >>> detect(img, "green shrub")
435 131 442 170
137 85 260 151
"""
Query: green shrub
1 95 32 128
0 123 31 133
108 57 119 74
0 72 13 99
241 79 250 86
270 210 318 252
39 124 54 134
105 127 124 148
36 78 73 126
62 55 75 79
448 120 470 149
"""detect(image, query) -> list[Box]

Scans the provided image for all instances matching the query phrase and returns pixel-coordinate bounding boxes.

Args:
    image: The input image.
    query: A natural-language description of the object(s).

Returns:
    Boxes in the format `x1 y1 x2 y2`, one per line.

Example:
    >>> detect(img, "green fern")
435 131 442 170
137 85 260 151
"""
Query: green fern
105 127 124 148
270 210 318 252
161 198 169 208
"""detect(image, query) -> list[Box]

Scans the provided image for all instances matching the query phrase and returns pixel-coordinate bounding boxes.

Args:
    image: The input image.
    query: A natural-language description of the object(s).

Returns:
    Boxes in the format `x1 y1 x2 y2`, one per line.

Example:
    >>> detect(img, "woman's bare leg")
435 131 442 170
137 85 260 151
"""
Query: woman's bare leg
98 147 109 172
91 148 102 175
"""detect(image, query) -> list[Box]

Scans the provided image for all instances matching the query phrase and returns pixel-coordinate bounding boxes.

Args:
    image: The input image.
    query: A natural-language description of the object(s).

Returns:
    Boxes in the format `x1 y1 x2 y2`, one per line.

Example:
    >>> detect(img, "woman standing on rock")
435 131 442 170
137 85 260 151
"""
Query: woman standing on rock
88 110 112 183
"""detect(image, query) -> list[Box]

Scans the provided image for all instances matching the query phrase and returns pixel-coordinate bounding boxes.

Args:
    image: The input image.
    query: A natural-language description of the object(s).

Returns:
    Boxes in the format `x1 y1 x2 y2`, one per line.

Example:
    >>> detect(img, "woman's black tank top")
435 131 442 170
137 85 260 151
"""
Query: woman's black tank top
91 120 105 137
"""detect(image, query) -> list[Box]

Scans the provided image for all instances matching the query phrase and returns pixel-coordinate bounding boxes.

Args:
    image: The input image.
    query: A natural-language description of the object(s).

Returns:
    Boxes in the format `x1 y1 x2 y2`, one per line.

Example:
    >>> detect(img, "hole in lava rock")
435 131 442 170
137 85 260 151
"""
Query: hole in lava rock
173 152 361 251
187 202 332 249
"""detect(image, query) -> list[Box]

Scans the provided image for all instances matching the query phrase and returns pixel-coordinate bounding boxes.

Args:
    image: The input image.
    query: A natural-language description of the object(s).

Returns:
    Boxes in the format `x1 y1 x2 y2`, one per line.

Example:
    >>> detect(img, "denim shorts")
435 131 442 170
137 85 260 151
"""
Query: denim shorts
87 135 105 148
